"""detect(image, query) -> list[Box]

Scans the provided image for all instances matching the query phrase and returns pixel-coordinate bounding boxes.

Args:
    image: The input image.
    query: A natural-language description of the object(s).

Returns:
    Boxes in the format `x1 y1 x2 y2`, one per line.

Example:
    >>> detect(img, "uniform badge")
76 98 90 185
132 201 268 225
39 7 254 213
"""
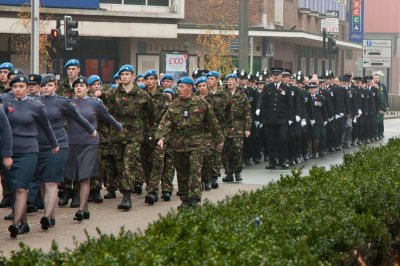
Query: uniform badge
8 106 14 113
281 90 286 95
349 94 352 98
361 94 364 98
304 98 308 103
291 91 294 96
330 92 334 97
183 110 189 118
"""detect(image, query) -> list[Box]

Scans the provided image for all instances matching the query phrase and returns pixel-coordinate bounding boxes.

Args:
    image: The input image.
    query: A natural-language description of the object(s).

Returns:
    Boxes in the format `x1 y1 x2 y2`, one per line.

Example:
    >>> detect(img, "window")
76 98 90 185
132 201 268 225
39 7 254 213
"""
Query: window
274 0 283 26
301 57 307 73
317 59 322 74
99 0 168 6
309 58 315 75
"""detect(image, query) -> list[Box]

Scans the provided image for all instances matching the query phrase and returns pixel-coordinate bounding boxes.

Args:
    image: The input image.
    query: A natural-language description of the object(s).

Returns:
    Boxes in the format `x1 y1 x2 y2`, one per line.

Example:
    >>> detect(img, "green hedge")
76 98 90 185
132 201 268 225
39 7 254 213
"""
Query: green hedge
2 139 400 265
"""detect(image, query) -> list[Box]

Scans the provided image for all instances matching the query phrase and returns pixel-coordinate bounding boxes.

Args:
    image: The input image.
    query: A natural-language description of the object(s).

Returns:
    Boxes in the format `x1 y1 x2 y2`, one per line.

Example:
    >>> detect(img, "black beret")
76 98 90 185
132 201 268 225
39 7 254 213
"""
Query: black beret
28 74 42 85
40 74 57 86
9 74 29 87
72 76 88 87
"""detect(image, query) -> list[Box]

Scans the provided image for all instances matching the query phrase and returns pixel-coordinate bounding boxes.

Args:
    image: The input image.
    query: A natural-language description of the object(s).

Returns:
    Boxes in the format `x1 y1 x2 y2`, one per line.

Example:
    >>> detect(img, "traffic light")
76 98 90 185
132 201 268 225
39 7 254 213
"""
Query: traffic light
64 15 79 51
51 29 60 41
327 37 338 55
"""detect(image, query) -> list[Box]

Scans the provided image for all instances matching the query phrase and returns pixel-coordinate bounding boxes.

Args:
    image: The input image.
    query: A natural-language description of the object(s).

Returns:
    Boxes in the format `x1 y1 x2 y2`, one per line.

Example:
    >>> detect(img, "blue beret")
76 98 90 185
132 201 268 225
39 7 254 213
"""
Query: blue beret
88 75 102 86
72 76 88 87
226 73 237 80
138 83 145 89
206 70 219 78
110 84 118 89
143 69 157 79
9 75 29 86
118 64 134 75
134 74 143 82
64 59 80 69
163 88 175 95
28 74 42 85
113 72 120 80
161 73 174 81
40 74 57 86
0 62 13 70
195 76 208 86
177 76 194 85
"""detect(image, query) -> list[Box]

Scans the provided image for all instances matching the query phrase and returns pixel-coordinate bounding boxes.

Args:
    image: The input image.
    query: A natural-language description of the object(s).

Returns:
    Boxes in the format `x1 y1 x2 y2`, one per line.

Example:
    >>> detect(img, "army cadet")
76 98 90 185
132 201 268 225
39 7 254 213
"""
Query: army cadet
206 70 229 188
57 59 81 208
222 73 251 181
308 82 327 159
142 69 170 205
156 76 223 209
259 68 294 169
4 75 59 238
0 62 13 93
106 64 154 210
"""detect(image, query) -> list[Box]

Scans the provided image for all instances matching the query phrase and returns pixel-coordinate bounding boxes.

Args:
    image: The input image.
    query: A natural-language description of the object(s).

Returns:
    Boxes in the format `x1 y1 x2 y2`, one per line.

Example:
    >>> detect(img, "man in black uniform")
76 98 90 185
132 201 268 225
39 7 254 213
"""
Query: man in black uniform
258 68 294 169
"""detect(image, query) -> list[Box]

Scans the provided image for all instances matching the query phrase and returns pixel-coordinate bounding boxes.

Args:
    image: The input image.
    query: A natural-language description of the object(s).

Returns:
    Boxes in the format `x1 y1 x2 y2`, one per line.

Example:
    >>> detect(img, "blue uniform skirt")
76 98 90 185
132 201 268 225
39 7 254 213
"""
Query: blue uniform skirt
65 144 98 182
37 148 68 183
6 153 38 190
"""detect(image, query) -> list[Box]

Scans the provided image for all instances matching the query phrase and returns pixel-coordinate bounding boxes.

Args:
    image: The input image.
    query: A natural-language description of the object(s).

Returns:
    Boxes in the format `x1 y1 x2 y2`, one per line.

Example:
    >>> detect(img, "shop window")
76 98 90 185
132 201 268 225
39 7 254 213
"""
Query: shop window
99 0 168 6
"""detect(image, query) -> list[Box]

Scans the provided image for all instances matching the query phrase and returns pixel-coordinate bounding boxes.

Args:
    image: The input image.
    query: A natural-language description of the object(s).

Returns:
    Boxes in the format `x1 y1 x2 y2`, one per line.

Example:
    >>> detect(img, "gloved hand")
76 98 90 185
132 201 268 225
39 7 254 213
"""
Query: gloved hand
301 119 307 127
255 109 260 116
353 117 357 123
323 121 327 126
295 115 301 122
358 109 362 116
340 113 344 117
328 117 334 122
310 120 315 126
254 121 260 127
335 114 340 119
259 123 263 129
288 120 293 126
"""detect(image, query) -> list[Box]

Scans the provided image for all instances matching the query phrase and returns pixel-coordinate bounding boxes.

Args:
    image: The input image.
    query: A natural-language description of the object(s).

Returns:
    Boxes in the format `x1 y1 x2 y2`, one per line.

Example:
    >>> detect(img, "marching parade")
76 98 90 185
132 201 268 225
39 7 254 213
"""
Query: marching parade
0 59 389 238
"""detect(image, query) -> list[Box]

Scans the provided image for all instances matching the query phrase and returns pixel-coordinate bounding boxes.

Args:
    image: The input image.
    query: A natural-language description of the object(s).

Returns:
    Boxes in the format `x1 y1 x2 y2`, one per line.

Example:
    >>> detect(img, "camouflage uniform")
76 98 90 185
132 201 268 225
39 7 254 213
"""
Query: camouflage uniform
156 95 223 202
222 88 252 175
142 86 170 194
106 84 154 193
58 79 75 99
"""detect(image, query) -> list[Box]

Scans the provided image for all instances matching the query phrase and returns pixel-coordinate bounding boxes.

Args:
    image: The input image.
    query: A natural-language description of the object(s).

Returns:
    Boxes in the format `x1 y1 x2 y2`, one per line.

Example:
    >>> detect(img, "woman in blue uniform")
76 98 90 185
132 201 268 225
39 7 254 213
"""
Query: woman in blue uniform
4 75 59 238
0 107 13 169
66 76 122 221
38 74 97 230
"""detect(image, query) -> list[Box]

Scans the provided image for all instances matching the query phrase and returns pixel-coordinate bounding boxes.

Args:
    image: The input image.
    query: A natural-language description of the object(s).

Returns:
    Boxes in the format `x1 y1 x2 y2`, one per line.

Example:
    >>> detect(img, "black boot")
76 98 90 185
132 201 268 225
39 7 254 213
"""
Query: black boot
118 193 132 210
222 174 234 182
188 196 201 207
133 182 143 195
40 216 51 230
104 190 116 199
4 210 14 220
70 191 80 208
203 181 212 190
234 172 242 182
92 189 103 203
145 192 158 205
211 177 219 189
161 191 171 201
58 189 70 207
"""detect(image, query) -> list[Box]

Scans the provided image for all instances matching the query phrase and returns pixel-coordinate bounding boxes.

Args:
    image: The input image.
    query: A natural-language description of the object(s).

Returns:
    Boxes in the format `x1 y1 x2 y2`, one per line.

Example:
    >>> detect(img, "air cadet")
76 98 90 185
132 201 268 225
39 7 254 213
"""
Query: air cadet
0 62 13 93
259 68 294 169
222 73 251 182
156 76 223 209
106 64 154 210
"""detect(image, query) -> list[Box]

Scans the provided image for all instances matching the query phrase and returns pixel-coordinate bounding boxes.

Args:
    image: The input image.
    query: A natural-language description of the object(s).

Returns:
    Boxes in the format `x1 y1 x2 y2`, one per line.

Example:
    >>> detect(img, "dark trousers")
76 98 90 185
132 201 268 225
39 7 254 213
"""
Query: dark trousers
266 123 288 164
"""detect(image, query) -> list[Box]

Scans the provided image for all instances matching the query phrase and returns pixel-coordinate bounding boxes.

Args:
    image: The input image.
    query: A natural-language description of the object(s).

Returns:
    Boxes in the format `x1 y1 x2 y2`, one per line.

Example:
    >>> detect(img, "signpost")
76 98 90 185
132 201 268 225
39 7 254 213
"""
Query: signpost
362 40 392 68
321 10 339 37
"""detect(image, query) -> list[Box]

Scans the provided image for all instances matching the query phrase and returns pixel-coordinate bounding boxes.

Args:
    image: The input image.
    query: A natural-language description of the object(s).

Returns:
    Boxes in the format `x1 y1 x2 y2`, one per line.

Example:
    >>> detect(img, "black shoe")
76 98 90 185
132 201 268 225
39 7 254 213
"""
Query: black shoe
118 193 132 210
295 157 301 164
234 172 242 182
177 200 191 210
92 189 103 203
104 190 116 199
203 181 212 190
211 178 219 189
0 197 10 208
282 163 289 169
161 191 171 202
58 189 70 207
70 192 80 208
51 218 56 226
222 174 234 182
18 224 30 234
4 211 14 220
73 210 84 222
27 204 38 213
133 183 143 195
40 216 51 230
8 224 19 238
289 160 295 166
83 211 90 220
145 193 158 205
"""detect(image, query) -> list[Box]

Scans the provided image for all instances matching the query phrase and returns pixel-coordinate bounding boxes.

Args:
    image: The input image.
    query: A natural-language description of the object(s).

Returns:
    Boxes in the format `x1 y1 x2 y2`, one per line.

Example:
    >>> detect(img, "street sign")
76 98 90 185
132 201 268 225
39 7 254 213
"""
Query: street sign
363 39 392 68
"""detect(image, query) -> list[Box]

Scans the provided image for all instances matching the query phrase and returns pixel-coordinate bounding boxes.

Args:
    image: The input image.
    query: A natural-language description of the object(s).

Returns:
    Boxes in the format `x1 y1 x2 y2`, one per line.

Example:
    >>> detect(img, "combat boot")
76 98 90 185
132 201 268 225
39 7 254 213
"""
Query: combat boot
118 193 132 210
133 182 143 195
203 181 211 190
104 190 116 199
70 191 80 208
144 192 158 205
211 177 219 189
222 174 234 182
188 196 201 207
92 189 103 203
161 191 171 201
177 200 191 210
234 172 242 182
58 189 70 207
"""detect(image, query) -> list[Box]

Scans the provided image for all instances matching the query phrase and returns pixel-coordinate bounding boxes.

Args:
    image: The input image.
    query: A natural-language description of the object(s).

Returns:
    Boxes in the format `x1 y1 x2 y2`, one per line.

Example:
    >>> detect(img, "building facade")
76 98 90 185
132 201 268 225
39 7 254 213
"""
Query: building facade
0 0 361 82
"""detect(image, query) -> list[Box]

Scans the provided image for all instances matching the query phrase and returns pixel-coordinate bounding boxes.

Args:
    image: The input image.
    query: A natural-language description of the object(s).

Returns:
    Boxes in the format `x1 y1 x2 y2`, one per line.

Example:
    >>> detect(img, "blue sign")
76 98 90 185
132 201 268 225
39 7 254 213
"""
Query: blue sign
0 0 99 9
349 0 364 43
